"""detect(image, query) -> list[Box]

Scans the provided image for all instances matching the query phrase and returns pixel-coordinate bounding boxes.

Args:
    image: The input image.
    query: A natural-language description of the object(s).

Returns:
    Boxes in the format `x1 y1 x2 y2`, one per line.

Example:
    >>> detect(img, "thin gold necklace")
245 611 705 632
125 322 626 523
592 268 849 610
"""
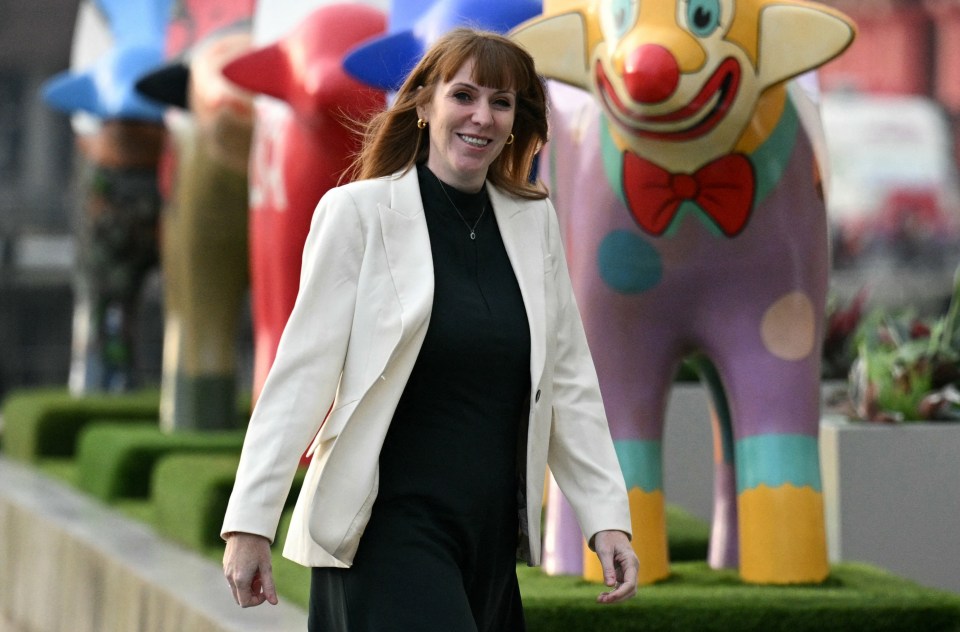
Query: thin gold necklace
436 177 487 240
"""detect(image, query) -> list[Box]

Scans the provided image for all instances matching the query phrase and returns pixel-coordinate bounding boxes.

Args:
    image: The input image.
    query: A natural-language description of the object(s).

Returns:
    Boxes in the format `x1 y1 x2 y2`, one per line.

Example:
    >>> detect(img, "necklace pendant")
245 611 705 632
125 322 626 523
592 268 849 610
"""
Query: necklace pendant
434 173 485 242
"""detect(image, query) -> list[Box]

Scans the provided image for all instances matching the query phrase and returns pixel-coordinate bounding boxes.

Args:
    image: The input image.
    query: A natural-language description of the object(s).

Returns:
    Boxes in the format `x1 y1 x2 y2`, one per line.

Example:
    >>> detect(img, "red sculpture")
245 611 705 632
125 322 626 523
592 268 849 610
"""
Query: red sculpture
222 4 386 404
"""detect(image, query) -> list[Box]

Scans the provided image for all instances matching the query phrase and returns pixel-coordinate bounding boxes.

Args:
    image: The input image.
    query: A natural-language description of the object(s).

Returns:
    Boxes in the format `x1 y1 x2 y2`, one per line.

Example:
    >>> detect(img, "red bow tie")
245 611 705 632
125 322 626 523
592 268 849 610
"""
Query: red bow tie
622 152 755 237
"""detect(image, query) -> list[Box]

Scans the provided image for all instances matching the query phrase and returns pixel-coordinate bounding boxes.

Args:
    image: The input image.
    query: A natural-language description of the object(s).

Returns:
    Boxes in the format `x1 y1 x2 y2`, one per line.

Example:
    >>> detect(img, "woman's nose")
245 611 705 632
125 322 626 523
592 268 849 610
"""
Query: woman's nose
471 102 492 125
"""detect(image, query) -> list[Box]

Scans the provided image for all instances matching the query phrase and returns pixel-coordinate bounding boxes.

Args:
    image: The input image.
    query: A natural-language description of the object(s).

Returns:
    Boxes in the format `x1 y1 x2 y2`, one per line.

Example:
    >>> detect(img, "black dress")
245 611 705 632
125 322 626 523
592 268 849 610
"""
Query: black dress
308 165 531 632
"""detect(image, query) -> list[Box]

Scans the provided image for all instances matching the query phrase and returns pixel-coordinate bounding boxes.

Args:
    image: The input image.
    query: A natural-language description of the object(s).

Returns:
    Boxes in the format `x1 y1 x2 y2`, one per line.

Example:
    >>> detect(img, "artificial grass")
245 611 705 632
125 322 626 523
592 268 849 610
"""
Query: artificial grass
256 549 960 631
1 387 160 462
258 498 960 632
75 421 245 501
664 504 710 561
257 504 711 612
517 561 960 631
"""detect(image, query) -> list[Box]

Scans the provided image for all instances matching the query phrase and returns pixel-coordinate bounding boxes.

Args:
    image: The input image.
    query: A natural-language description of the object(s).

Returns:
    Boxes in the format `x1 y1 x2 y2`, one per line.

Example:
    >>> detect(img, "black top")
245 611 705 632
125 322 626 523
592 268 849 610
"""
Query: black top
309 165 532 631
376 166 531 516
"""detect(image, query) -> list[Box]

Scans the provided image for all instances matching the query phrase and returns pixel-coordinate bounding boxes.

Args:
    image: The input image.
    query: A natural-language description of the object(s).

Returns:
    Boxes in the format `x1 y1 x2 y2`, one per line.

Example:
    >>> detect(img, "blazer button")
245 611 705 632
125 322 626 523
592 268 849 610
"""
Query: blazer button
535 389 541 402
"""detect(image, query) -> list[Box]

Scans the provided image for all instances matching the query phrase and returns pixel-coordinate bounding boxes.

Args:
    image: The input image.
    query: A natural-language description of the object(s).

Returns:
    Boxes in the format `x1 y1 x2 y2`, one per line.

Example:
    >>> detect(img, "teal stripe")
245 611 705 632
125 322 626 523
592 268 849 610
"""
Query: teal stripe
735 434 821 493
600 118 626 206
751 96 798 207
613 439 662 493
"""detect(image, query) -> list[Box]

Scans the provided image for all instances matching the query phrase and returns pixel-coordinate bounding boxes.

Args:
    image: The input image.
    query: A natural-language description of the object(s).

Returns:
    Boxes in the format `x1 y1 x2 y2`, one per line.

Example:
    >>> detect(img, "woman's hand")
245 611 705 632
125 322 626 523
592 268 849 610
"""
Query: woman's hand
223 532 279 607
592 530 639 604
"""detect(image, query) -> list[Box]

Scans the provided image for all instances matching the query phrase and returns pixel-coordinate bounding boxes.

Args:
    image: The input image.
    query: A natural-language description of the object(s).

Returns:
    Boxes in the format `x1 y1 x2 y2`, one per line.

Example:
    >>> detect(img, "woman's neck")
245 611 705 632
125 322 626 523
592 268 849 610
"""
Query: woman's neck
423 161 486 193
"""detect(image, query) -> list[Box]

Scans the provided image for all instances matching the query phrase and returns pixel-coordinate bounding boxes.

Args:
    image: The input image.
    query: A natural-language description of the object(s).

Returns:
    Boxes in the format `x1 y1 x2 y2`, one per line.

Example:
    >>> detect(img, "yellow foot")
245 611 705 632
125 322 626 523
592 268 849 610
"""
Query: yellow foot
738 484 828 584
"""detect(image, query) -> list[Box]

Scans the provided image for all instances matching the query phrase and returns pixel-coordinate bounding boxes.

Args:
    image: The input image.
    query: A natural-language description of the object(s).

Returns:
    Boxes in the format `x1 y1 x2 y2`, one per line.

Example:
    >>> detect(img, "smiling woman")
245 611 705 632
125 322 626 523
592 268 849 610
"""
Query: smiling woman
415 60 517 191
353 28 549 201
221 27 639 632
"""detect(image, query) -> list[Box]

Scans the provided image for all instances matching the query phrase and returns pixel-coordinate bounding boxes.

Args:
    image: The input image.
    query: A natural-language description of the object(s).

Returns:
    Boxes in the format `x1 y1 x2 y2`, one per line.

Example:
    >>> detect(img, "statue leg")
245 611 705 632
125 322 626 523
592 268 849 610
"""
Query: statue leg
542 474 586 575
690 356 740 569
582 437 670 585
246 108 311 406
735 432 828 583
70 159 161 394
719 346 828 583
580 336 675 585
160 129 249 431
248 193 305 405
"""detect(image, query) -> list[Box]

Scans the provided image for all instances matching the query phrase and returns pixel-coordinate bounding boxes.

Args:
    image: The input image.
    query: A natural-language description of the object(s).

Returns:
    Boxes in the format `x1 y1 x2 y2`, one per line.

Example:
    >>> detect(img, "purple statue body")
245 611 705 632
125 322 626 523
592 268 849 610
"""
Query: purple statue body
512 0 856 584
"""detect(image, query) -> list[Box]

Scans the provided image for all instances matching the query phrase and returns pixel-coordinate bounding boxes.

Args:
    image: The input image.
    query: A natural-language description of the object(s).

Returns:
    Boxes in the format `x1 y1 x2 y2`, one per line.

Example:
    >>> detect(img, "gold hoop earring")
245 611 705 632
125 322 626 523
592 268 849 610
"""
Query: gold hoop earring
505 133 514 145
417 118 427 130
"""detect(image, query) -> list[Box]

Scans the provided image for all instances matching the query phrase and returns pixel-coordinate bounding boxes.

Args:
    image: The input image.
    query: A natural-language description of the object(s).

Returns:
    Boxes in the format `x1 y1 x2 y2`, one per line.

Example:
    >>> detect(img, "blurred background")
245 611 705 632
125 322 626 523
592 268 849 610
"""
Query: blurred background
0 0 141 403
1 0 960 402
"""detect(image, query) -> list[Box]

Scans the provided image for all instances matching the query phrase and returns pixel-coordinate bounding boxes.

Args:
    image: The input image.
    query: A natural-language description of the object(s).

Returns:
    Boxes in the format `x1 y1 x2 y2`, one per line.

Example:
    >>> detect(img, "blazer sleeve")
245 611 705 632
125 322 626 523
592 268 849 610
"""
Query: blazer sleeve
221 187 365 542
542 198 633 545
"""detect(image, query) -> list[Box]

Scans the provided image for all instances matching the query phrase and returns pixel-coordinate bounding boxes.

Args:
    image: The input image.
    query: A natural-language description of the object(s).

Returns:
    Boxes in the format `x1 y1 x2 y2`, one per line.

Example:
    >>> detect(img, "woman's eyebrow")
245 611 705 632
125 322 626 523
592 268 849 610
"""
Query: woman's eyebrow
451 81 516 97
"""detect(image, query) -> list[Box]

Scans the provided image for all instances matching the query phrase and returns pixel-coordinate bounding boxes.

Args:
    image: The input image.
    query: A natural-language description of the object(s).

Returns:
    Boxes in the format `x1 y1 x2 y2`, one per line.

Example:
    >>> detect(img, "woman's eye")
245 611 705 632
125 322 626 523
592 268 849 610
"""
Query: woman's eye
453 91 472 103
494 98 513 109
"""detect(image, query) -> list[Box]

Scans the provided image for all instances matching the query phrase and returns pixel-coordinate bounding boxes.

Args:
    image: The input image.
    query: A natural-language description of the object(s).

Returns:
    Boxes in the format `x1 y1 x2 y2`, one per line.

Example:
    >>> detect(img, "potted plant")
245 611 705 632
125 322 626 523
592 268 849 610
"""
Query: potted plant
846 265 960 423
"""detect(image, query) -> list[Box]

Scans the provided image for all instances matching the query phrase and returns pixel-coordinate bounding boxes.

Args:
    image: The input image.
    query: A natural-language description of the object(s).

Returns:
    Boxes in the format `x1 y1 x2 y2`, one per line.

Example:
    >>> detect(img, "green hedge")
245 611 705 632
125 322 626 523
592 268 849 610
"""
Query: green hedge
154 452 306 551
154 452 242 550
75 421 246 501
36 457 81 488
271 508 312 609
1 388 160 462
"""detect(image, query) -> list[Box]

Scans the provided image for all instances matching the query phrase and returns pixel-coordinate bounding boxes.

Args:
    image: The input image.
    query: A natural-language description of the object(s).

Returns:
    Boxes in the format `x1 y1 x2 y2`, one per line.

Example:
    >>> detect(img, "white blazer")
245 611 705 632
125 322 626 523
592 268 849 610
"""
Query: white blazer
221 168 631 568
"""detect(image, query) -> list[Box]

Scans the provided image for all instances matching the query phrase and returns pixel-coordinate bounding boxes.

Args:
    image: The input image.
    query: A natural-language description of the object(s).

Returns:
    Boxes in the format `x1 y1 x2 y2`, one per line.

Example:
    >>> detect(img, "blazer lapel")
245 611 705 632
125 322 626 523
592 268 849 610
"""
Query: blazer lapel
377 171 546 389
489 185 546 391
379 169 435 334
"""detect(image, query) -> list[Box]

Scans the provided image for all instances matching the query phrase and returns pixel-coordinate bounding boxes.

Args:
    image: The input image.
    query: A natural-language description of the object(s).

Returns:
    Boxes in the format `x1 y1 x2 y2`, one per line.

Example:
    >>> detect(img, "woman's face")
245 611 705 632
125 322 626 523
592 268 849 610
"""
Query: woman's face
417 59 516 192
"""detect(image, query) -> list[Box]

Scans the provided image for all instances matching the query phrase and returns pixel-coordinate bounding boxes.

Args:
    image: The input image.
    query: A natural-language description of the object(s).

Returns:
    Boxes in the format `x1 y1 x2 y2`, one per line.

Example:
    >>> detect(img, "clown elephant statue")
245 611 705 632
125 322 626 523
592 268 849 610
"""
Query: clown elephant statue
511 0 856 584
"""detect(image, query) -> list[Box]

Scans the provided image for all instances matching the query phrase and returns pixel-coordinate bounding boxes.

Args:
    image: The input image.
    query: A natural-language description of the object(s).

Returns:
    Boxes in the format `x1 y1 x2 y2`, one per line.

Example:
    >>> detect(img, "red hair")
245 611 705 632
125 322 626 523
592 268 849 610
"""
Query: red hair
350 28 549 199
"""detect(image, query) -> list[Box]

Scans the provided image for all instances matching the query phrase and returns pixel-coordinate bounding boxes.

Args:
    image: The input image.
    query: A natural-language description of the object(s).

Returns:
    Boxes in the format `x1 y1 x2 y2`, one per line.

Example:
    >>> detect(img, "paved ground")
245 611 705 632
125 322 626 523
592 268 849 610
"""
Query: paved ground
0 456 307 632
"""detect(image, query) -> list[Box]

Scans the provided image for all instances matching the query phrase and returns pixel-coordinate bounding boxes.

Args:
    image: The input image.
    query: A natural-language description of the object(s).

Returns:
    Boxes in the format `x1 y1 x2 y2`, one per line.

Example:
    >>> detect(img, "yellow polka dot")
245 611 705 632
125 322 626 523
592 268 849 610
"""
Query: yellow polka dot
760 291 816 361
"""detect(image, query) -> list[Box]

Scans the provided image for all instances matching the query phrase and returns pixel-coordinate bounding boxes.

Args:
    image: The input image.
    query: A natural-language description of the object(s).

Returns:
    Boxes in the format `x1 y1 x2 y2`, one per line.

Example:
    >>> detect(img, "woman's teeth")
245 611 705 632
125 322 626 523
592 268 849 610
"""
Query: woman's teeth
459 134 490 147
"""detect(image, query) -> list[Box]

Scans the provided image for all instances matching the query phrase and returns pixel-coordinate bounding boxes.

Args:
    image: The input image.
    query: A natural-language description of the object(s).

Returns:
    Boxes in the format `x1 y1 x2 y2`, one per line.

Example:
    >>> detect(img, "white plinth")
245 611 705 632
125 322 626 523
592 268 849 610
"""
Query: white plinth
661 384 960 594
820 415 960 594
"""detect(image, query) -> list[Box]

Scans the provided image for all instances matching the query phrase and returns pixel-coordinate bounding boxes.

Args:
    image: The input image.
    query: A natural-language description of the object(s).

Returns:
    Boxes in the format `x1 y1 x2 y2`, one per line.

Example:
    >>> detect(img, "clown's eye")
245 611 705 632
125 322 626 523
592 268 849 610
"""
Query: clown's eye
603 0 638 40
686 0 721 37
